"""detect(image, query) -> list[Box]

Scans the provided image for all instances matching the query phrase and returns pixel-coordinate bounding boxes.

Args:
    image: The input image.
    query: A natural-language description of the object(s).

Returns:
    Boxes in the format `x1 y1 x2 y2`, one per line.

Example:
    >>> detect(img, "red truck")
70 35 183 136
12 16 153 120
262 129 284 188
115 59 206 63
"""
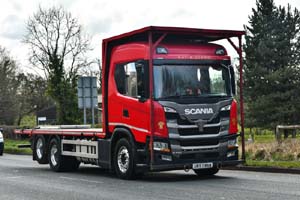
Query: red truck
16 26 245 179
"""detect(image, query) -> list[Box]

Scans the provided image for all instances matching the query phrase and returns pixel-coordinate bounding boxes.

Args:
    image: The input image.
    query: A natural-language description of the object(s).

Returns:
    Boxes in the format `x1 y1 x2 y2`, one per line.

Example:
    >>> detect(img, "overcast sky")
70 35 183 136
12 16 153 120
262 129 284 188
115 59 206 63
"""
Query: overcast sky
0 0 299 74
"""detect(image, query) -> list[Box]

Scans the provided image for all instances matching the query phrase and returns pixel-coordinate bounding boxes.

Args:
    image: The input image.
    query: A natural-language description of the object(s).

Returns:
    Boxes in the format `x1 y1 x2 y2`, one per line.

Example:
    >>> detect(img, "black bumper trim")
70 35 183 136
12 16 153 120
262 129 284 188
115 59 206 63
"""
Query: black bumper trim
148 160 244 172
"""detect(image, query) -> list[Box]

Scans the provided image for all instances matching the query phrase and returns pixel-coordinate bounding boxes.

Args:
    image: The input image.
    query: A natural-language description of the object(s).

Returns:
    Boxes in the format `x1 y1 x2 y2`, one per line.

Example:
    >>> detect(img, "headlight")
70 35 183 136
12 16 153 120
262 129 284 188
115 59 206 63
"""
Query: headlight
228 139 238 149
221 105 231 111
163 107 177 113
153 141 170 152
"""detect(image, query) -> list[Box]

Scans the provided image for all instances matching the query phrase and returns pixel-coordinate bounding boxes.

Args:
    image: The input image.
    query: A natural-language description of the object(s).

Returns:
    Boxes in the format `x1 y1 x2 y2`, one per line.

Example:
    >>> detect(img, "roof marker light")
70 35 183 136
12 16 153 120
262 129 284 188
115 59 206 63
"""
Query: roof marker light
156 47 168 54
215 48 225 55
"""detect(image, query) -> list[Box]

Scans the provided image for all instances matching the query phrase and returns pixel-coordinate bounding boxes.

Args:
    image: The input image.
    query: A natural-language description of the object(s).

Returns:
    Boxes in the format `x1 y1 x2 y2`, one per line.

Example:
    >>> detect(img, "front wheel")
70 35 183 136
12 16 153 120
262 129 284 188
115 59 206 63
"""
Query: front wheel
114 138 136 179
193 167 219 176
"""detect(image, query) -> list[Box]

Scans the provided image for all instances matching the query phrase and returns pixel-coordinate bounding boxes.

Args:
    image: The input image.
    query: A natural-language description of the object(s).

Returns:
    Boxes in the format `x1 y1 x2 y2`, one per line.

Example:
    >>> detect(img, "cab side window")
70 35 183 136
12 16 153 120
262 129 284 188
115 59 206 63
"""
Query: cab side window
114 60 149 99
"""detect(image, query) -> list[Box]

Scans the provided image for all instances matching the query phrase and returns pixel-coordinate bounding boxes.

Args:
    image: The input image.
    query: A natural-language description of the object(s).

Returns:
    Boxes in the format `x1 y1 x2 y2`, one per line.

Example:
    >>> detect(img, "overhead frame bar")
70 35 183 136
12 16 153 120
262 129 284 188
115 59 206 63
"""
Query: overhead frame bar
103 26 246 164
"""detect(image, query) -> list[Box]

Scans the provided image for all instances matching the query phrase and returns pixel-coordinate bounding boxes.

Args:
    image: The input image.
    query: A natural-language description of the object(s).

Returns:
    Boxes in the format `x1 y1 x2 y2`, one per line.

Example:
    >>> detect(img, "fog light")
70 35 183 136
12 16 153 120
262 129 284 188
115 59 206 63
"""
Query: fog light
227 151 236 158
161 155 172 161
153 141 170 152
220 124 229 132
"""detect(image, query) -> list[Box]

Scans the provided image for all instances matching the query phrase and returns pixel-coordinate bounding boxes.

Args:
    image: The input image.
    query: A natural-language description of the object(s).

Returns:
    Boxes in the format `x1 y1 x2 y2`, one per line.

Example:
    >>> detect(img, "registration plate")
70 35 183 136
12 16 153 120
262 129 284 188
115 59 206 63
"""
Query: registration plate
192 162 213 169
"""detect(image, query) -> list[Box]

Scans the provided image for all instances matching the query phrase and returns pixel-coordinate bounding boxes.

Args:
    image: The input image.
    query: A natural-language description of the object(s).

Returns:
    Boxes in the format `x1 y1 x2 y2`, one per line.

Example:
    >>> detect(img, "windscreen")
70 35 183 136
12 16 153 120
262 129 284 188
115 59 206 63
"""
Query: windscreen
153 65 231 99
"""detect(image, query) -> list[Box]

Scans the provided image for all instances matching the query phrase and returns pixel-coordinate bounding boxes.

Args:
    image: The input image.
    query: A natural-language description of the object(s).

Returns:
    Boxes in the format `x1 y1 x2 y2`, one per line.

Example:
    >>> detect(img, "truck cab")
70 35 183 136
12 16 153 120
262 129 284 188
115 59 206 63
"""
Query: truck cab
102 26 244 178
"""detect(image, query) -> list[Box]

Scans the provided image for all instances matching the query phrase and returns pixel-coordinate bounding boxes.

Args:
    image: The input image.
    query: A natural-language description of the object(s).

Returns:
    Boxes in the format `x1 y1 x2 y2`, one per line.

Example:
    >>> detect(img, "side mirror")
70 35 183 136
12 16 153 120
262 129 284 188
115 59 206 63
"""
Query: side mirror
137 95 147 103
229 66 236 95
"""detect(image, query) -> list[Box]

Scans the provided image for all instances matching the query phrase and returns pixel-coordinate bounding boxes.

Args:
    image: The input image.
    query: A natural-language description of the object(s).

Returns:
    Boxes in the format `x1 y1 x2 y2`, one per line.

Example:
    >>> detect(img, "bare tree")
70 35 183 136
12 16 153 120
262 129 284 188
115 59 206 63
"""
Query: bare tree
24 6 90 79
96 58 102 91
23 6 91 124
80 58 102 92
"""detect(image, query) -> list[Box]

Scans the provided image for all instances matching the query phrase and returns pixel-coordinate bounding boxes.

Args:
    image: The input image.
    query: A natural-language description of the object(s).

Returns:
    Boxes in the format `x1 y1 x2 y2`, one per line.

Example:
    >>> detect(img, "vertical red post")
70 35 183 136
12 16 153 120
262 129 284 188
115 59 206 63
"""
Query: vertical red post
148 31 154 168
238 36 246 161
101 42 107 134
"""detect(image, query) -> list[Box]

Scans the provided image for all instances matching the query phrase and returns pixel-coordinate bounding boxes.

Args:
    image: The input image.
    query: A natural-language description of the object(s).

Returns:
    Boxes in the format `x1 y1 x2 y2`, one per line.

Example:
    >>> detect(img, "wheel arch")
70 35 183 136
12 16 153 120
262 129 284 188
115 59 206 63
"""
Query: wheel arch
110 126 136 170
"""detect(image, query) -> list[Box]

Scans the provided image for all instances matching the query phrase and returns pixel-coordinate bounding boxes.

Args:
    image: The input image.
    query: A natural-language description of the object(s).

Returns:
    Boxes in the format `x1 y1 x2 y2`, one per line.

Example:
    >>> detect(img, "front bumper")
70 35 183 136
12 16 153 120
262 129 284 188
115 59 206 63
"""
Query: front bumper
150 160 243 171
149 146 241 171
137 134 241 172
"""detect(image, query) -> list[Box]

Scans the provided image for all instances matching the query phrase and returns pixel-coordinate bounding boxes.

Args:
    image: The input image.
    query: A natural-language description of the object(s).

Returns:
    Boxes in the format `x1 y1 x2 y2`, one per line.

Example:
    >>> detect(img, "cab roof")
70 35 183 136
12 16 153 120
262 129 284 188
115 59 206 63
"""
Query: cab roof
103 26 245 45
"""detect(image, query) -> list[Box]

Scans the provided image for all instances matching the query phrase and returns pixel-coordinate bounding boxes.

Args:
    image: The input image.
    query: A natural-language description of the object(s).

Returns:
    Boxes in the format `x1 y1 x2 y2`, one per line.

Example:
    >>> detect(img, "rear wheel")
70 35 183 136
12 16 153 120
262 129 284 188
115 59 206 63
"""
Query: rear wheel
34 135 48 164
114 138 136 179
48 137 80 172
193 167 219 176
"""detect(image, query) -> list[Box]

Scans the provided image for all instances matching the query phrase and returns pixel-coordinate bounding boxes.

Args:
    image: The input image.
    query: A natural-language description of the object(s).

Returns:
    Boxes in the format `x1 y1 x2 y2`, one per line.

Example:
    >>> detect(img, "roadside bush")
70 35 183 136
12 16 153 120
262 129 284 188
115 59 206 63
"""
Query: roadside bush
0 125 19 139
283 153 296 161
254 149 268 160
246 139 300 162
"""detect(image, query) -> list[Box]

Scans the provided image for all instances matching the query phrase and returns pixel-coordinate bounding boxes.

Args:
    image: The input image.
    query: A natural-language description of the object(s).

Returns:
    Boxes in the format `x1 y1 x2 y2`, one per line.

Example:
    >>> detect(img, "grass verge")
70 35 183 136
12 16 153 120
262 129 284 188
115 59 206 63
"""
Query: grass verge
245 159 300 168
4 139 32 155
243 138 300 169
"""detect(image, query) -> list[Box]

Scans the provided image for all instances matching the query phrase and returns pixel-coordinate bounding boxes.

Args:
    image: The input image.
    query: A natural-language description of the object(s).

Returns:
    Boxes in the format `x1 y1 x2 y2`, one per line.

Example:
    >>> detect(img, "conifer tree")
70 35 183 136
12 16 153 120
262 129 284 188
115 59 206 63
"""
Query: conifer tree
244 0 300 128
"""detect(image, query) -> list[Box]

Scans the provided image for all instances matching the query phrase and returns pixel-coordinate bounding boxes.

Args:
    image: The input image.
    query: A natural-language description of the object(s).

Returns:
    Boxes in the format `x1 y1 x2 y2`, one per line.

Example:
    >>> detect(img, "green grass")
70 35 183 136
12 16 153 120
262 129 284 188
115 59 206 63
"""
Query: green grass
242 127 300 143
252 134 276 143
4 139 32 155
246 159 300 168
240 133 276 144
242 127 300 169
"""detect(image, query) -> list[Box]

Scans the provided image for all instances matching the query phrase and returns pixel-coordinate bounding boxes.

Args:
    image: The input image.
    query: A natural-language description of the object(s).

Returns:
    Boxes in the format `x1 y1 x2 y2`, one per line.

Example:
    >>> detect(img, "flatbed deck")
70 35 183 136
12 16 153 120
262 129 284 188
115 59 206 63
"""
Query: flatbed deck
15 126 105 138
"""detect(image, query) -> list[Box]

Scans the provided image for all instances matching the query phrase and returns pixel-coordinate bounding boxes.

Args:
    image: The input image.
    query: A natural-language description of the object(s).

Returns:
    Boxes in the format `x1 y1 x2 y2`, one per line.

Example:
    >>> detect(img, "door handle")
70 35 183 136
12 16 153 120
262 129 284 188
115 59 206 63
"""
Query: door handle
123 109 129 117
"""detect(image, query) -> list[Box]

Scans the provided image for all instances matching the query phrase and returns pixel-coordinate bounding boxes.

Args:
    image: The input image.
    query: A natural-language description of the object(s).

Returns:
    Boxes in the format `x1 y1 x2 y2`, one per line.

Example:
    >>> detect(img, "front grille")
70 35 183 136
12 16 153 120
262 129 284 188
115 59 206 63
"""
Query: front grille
178 126 220 136
177 115 220 125
180 152 219 160
177 116 195 125
165 108 229 153
180 139 219 147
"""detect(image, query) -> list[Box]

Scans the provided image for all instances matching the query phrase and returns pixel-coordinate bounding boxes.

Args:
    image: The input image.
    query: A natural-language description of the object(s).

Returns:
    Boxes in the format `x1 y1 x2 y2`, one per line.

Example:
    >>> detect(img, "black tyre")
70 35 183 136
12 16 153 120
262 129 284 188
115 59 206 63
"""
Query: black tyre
0 143 3 156
48 138 80 172
114 138 136 179
67 158 81 171
34 135 48 164
193 167 219 176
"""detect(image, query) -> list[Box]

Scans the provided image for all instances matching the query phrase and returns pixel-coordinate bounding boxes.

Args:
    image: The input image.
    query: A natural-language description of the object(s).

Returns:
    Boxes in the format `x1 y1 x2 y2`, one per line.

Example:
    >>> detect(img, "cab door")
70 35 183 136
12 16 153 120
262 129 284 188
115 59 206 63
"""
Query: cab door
108 60 150 143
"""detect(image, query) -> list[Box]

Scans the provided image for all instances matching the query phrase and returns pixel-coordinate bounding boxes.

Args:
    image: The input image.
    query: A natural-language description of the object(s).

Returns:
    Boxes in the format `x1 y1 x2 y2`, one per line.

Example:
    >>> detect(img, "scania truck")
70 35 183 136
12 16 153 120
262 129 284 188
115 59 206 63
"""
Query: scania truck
15 26 245 179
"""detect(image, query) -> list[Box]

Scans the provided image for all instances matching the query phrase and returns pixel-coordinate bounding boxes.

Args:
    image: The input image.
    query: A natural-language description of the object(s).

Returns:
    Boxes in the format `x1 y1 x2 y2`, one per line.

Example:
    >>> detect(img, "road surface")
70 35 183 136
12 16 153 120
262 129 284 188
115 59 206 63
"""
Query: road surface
0 154 300 200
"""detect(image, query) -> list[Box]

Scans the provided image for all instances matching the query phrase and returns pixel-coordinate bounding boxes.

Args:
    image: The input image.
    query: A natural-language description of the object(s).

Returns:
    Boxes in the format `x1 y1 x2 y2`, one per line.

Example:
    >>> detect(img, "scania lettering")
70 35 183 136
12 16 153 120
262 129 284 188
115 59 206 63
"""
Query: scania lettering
184 108 214 115
15 26 245 179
